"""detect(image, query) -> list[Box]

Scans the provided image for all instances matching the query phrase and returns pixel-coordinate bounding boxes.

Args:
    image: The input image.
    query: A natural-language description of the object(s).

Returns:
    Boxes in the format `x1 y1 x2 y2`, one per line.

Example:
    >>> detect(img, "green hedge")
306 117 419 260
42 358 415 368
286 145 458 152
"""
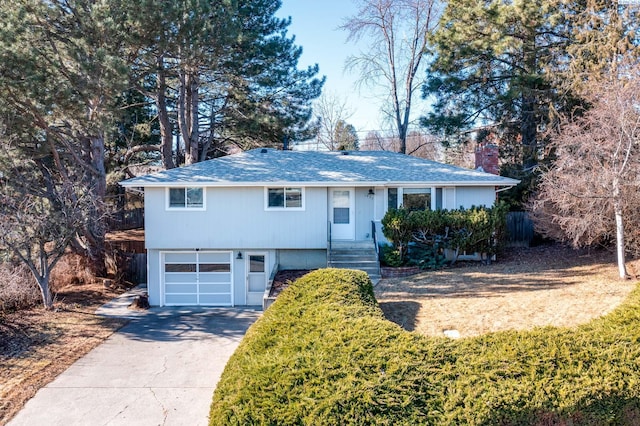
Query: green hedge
210 269 640 425
381 203 509 265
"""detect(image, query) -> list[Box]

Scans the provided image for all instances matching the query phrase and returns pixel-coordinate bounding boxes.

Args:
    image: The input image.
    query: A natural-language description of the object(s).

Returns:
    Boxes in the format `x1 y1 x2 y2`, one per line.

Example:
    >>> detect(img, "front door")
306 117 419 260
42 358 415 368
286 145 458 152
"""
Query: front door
329 188 355 240
246 253 267 306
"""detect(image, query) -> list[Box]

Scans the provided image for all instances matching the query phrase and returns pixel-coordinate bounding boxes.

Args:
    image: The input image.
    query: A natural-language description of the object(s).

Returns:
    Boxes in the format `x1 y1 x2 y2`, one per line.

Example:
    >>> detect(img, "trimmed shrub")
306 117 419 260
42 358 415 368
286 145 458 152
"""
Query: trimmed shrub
211 269 640 425
210 269 447 425
381 203 509 266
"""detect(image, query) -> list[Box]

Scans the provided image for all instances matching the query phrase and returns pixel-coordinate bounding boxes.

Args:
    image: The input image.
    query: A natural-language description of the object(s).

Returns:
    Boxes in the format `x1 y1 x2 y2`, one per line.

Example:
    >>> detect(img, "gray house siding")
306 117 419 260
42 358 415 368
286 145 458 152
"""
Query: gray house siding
454 186 496 209
145 186 328 250
355 187 376 240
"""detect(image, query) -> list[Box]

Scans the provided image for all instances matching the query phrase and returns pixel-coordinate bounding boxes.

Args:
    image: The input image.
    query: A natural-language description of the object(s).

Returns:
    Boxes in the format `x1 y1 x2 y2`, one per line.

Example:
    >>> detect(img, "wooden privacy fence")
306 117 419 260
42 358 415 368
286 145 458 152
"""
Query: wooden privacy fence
506 211 534 247
125 253 147 284
106 208 144 231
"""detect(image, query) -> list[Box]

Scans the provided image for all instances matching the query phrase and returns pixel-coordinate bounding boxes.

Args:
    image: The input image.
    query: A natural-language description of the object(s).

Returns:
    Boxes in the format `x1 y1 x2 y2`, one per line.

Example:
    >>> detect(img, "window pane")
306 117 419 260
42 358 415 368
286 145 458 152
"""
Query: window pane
435 188 443 210
334 207 350 224
403 187 431 194
333 190 350 208
268 188 284 207
169 188 186 207
249 255 265 273
199 263 231 273
186 187 203 207
285 188 302 208
403 193 431 211
388 188 398 210
165 263 196 273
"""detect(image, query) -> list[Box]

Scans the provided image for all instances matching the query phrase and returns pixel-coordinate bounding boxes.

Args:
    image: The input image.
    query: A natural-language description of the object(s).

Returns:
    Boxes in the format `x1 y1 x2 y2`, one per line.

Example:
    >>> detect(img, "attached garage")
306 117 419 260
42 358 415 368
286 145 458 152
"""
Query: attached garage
161 251 233 306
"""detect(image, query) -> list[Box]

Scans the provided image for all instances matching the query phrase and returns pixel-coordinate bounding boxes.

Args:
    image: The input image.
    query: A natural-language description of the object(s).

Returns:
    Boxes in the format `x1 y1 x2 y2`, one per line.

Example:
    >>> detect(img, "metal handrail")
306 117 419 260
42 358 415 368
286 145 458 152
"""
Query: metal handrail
371 220 381 276
327 220 332 266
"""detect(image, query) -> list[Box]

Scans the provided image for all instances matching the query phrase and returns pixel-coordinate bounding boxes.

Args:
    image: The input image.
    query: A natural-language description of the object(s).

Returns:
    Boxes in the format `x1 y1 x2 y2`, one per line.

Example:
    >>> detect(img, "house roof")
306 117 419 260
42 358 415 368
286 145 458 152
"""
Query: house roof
120 148 520 188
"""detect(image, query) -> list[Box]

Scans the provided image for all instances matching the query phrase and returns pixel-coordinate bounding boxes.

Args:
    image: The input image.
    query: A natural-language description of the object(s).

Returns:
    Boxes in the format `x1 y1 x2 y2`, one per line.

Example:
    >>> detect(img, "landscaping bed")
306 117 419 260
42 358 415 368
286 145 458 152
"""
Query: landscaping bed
269 269 312 297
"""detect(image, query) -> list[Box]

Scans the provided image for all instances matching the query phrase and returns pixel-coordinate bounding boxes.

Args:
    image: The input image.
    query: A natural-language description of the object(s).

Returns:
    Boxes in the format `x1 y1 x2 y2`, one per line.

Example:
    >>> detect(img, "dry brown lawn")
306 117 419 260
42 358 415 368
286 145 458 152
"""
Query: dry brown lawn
375 244 639 338
0 281 127 425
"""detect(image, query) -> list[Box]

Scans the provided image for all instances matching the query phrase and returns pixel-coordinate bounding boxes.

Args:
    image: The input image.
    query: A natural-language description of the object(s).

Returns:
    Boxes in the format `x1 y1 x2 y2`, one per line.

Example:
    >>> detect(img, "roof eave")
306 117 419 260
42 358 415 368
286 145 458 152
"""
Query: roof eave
120 179 521 188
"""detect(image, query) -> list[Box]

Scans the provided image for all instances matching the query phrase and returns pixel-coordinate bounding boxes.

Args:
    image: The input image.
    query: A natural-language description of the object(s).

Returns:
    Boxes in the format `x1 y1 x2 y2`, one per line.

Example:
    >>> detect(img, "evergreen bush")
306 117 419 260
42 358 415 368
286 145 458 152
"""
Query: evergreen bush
211 269 640 425
381 202 509 266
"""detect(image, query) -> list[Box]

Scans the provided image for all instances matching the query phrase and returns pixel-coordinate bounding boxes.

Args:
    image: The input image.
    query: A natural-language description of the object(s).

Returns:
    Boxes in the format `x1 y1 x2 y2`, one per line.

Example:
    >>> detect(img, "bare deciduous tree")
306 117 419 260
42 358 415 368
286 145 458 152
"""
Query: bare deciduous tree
0 148 99 309
530 78 640 279
341 0 440 154
314 92 355 151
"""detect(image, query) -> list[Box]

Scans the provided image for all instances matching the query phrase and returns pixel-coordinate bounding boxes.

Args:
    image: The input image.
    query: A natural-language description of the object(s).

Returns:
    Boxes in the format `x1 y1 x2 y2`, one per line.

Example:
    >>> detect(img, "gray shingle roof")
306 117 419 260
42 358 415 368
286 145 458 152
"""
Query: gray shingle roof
120 148 520 187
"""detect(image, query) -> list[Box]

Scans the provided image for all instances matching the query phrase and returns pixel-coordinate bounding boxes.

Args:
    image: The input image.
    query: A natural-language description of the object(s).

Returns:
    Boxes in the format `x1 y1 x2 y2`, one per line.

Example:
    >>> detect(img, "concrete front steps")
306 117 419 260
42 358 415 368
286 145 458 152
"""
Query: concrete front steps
328 240 381 285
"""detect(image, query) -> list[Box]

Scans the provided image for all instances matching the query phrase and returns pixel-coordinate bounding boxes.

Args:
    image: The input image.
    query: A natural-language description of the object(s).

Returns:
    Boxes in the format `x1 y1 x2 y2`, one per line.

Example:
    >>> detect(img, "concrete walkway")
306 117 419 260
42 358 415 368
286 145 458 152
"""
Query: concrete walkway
9 290 262 426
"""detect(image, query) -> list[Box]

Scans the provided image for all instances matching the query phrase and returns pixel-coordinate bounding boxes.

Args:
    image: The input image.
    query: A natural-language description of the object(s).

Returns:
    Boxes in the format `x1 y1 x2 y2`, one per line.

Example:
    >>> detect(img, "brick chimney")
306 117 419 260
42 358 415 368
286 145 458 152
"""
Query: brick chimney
475 142 499 175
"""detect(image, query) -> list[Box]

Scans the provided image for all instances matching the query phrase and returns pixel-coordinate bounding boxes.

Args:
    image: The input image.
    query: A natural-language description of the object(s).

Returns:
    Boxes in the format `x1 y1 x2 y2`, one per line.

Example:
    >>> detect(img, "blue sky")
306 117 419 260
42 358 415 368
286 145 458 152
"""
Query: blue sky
277 1 386 137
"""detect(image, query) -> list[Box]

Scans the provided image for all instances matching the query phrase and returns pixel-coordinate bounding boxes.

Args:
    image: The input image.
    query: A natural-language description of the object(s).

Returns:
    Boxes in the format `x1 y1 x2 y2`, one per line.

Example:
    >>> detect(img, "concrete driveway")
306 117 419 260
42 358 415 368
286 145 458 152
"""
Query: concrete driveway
8 306 262 426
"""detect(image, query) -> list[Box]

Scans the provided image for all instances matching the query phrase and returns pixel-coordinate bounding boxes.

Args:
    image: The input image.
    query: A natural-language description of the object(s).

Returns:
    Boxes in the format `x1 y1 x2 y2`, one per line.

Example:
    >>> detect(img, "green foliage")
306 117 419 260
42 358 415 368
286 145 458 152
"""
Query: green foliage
380 208 413 261
210 269 441 425
381 203 508 266
211 269 640 425
406 241 447 270
380 244 403 267
423 0 640 208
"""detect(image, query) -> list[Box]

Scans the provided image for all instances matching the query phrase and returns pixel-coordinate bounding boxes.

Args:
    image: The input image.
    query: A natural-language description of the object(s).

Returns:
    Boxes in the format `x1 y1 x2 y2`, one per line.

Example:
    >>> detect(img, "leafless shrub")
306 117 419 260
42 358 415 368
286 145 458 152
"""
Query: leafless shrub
0 263 40 312
49 254 95 292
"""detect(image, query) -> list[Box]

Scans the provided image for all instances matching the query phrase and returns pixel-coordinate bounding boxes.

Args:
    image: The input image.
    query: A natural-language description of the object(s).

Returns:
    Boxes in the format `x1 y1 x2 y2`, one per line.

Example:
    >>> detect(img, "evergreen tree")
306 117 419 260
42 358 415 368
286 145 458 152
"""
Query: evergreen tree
124 0 324 167
0 0 130 271
423 0 640 207
334 121 359 151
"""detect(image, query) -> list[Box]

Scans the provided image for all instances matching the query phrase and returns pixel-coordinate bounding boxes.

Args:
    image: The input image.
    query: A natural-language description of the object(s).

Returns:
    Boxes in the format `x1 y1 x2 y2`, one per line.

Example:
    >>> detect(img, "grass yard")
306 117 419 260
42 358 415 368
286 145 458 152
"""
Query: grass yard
375 243 638 337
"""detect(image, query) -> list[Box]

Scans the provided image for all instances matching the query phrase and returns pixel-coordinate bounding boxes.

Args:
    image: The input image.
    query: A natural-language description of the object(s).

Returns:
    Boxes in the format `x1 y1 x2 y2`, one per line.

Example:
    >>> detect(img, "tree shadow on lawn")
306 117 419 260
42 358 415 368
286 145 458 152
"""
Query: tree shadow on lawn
375 252 618 299
377 301 420 331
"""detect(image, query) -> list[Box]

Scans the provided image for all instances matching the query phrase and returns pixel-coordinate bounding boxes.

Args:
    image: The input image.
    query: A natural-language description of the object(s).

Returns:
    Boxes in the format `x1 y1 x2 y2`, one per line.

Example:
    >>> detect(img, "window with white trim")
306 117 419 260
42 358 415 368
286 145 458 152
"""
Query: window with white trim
403 188 431 211
266 187 304 209
167 187 204 209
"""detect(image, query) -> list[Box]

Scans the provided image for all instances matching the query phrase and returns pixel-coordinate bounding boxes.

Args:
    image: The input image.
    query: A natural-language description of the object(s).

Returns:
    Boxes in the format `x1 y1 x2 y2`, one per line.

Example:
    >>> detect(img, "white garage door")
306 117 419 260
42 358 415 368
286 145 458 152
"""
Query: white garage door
162 251 233 306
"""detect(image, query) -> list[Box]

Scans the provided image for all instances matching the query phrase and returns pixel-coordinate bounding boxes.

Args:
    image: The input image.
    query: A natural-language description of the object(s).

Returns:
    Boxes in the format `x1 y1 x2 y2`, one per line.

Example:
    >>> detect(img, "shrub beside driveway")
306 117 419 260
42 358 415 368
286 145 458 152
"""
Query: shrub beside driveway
210 267 640 425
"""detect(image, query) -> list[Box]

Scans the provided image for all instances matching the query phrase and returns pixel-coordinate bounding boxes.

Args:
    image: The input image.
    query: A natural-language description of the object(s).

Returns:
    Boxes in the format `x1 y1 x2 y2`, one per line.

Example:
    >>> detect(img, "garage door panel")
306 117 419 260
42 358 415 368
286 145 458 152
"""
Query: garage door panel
199 252 231 263
165 283 198 293
165 253 197 263
199 294 232 305
199 273 231 283
162 251 233 306
164 273 198 283
199 283 231 293
165 294 198 305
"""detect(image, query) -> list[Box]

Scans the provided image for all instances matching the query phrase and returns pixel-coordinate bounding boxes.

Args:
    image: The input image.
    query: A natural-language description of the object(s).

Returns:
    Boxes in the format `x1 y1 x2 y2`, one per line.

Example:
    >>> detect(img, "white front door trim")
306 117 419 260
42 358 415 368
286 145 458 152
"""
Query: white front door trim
245 252 268 306
329 187 356 240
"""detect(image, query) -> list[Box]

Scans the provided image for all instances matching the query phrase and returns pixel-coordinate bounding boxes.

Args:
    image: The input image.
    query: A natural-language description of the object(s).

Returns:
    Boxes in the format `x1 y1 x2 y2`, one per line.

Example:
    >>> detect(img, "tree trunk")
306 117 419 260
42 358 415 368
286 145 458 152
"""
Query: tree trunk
37 275 54 310
88 133 107 277
613 185 628 279
156 56 175 170
187 72 200 164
